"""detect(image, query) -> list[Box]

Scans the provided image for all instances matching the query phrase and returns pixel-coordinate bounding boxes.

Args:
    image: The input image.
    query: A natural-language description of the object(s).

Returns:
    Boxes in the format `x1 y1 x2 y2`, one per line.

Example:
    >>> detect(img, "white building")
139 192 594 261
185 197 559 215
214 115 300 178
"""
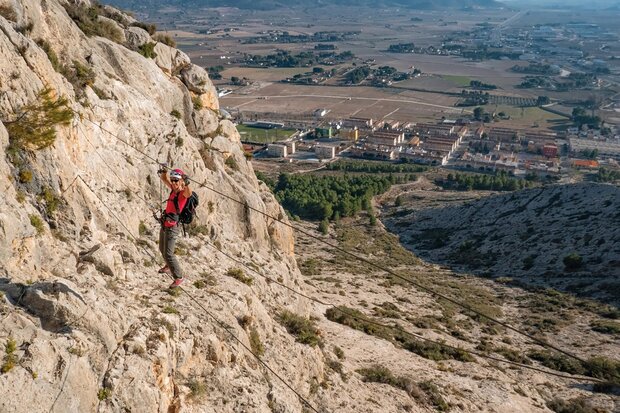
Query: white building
267 144 287 158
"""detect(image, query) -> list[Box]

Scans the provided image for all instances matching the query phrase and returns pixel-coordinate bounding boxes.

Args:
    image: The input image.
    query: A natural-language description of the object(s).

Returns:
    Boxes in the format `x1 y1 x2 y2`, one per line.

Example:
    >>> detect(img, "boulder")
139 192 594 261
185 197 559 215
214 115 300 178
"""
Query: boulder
124 26 150 51
180 64 213 94
193 108 219 137
153 42 190 76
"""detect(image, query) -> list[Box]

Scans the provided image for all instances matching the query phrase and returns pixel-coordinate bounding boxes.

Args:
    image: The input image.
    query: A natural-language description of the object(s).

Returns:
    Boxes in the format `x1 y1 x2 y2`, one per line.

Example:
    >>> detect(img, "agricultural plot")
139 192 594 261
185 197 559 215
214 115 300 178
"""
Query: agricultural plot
236 124 297 143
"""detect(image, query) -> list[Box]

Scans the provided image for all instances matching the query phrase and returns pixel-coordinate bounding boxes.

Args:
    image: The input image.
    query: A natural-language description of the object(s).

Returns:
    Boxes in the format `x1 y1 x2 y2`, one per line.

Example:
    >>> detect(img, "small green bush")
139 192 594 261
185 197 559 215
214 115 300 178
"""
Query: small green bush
39 187 61 215
5 87 73 150
333 345 345 360
226 268 253 285
277 310 322 347
62 60 96 91
175 137 184 147
187 378 207 399
224 156 239 171
170 109 181 119
153 33 176 47
29 215 45 235
249 327 264 356
138 221 148 236
1 338 18 374
36 39 60 72
97 388 111 401
318 219 329 235
138 42 157 59
162 305 178 315
130 21 157 35
418 381 449 411
563 253 583 270
192 96 203 110
18 169 33 183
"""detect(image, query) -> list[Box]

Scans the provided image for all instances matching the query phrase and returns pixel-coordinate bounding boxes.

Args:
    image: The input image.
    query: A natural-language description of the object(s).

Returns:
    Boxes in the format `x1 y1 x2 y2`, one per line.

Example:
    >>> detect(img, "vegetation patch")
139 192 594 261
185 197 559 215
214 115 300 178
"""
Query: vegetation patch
249 327 264 356
1 338 18 374
4 87 73 151
29 215 45 235
436 171 532 191
226 268 253 285
591 320 620 335
0 4 17 21
36 40 60 72
299 258 323 276
138 42 157 59
153 33 176 47
546 397 601 413
274 173 405 221
187 378 207 400
326 160 426 174
97 387 111 401
63 2 124 43
326 306 474 362
357 365 449 410
528 351 620 384
277 310 322 347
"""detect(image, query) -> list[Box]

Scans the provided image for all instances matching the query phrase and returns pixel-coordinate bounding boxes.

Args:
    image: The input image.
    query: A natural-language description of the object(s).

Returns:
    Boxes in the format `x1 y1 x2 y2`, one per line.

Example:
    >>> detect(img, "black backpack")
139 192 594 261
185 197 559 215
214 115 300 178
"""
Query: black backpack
173 192 199 225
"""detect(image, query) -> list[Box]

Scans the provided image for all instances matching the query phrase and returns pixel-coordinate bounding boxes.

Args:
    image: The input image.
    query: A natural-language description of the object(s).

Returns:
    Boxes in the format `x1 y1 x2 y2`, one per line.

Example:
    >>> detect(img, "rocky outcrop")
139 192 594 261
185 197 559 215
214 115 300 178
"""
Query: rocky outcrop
0 1 320 412
124 26 150 50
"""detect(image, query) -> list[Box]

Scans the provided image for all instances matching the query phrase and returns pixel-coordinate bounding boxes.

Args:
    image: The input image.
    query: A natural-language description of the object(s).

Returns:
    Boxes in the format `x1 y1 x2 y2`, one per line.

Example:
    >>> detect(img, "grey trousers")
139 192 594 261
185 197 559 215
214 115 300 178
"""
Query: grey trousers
159 225 183 279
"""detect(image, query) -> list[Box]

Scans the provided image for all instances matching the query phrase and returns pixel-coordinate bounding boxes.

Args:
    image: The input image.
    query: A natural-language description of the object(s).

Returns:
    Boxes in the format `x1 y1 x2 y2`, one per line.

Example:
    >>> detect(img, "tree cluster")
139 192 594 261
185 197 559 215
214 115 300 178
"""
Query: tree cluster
436 172 532 192
572 107 601 129
457 91 489 107
273 173 398 221
594 168 620 183
594 168 620 182
469 80 496 90
346 66 372 84
326 160 426 174
511 63 558 75
387 43 415 53
245 50 354 68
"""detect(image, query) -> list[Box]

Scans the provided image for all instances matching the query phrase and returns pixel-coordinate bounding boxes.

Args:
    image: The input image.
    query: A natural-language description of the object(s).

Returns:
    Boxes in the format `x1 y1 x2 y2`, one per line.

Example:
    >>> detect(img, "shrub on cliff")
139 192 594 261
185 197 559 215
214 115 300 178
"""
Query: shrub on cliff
4 87 73 151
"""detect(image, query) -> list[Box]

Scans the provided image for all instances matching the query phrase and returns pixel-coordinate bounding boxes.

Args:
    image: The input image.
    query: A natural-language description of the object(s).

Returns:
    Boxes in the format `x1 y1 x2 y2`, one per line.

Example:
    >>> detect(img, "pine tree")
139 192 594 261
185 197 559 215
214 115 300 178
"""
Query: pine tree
5 87 73 150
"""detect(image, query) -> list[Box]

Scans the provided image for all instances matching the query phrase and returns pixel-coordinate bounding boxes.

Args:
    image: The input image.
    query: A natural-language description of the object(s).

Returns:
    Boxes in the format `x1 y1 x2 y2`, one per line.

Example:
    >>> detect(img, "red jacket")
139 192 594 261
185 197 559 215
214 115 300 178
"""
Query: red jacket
163 191 188 227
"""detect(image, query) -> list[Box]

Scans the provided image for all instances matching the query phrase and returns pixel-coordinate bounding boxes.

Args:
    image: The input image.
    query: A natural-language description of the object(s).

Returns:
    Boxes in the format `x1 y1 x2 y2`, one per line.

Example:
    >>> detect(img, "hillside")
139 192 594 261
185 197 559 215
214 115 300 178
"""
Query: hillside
380 181 620 306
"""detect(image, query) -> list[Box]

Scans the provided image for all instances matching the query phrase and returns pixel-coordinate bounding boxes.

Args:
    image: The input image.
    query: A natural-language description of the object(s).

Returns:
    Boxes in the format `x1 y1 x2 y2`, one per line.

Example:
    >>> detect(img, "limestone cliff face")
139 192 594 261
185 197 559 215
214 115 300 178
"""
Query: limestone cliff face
0 1 318 412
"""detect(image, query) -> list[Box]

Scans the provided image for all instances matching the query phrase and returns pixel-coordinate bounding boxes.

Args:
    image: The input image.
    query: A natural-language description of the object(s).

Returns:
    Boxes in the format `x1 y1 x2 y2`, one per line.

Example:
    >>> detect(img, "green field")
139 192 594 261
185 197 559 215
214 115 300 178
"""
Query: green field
236 124 297 143
483 105 571 129
441 75 472 87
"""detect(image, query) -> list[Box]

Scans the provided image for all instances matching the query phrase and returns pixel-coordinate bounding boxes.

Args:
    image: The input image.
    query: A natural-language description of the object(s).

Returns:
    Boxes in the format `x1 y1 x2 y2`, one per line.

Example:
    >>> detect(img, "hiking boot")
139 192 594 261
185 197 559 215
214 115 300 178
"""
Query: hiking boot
158 265 171 274
168 278 184 288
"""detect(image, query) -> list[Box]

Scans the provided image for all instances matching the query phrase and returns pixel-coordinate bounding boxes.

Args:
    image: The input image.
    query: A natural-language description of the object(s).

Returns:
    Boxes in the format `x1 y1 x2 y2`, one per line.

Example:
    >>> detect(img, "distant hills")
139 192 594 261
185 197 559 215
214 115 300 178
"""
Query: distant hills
383 183 620 305
104 0 503 12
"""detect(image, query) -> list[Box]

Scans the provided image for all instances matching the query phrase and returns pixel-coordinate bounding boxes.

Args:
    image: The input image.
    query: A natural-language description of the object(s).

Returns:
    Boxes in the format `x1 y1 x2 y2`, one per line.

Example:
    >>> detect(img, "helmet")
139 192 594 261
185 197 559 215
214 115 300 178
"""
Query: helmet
170 169 184 180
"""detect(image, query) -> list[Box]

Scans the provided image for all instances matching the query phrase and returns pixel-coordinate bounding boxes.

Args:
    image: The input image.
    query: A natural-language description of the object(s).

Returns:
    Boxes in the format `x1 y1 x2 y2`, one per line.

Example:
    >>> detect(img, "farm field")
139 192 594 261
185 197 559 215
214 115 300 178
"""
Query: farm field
150 4 619 132
221 83 467 124
236 124 297 142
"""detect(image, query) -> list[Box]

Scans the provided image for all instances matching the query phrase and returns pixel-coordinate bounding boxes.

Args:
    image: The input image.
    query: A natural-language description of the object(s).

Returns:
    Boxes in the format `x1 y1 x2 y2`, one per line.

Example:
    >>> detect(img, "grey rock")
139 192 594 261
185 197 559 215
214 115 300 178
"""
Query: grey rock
124 26 150 51
180 63 214 94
